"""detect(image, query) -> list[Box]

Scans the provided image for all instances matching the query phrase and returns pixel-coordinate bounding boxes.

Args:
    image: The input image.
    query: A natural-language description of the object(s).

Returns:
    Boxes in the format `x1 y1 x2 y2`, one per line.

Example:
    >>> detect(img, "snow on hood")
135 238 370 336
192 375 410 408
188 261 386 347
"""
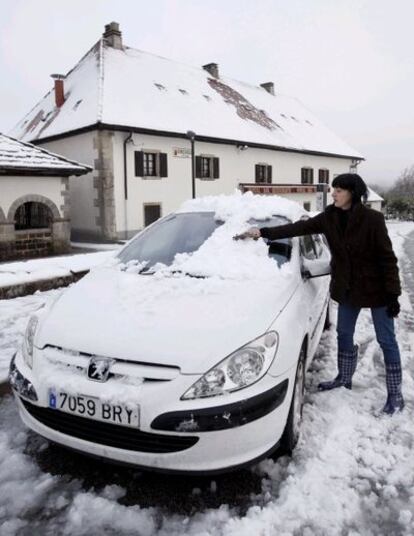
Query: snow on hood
36 269 295 374
36 193 300 372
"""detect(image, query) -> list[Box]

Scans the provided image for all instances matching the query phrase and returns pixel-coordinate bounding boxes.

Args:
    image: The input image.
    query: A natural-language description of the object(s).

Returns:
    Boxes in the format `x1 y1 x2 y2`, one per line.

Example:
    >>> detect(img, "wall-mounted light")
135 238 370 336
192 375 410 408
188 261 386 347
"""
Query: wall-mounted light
236 144 249 151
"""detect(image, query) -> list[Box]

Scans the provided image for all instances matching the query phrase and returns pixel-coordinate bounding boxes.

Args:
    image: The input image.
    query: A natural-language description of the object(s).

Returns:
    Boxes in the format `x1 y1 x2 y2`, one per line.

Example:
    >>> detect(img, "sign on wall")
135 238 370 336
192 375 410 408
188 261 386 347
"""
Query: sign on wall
172 147 191 158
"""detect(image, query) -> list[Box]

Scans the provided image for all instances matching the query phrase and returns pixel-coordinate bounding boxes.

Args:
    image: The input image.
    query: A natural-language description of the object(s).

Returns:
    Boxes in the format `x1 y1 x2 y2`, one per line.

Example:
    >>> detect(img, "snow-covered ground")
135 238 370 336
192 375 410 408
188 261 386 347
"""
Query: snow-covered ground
0 249 118 289
0 221 413 536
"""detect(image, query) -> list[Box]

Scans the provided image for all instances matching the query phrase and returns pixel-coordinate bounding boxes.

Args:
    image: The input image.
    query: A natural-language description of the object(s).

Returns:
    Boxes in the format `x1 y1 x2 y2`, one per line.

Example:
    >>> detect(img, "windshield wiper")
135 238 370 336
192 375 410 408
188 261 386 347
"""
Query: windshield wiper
171 270 207 279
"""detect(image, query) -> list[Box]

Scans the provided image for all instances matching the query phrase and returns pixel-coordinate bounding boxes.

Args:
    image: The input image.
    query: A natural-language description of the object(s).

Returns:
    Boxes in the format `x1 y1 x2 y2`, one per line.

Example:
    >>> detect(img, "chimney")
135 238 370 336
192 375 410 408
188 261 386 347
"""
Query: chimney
260 82 275 96
203 63 219 78
103 21 123 50
51 74 65 107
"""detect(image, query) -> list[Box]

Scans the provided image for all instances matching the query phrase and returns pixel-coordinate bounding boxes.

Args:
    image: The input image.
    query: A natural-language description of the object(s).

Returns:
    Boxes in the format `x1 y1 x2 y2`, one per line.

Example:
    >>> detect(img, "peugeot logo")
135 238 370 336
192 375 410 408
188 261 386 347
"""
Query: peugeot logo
87 357 114 382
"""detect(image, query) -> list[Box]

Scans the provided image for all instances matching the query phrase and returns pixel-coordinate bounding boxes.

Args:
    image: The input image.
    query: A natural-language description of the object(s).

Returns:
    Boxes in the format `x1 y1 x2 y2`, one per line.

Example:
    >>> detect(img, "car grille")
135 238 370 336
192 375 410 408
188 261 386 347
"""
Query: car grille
21 399 199 453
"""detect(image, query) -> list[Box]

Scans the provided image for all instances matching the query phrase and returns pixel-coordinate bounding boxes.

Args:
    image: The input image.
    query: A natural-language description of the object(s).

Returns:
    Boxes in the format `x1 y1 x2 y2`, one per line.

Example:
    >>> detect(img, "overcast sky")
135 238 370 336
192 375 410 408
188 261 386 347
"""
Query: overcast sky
1 0 413 187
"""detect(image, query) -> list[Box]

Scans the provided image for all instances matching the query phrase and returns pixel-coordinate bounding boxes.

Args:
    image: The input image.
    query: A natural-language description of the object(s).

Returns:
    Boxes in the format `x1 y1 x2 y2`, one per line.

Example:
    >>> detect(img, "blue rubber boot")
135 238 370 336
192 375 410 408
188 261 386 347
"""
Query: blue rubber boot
382 363 404 415
318 345 358 391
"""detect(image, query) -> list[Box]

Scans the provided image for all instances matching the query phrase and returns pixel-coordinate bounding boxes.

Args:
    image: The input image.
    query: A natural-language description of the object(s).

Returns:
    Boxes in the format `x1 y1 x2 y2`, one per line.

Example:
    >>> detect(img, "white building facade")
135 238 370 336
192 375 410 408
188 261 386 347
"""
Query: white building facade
12 22 364 241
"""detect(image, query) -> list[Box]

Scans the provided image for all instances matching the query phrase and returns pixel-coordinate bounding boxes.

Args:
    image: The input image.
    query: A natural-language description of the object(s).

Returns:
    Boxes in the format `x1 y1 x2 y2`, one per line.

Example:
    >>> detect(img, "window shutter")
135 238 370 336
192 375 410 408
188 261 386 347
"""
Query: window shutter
267 165 272 183
213 157 220 179
255 164 260 182
159 153 168 177
310 168 314 184
135 151 144 176
195 156 202 178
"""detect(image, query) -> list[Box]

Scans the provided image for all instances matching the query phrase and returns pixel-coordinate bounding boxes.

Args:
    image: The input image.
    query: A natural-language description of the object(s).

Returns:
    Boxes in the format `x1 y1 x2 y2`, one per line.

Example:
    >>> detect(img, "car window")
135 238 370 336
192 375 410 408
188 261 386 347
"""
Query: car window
300 235 317 260
118 212 222 269
312 234 324 258
248 216 292 266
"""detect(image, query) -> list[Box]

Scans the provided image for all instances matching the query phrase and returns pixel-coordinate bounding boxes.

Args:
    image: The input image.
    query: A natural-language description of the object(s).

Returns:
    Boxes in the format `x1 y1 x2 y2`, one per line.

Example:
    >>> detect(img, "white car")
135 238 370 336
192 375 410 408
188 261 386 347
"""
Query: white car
9 193 331 474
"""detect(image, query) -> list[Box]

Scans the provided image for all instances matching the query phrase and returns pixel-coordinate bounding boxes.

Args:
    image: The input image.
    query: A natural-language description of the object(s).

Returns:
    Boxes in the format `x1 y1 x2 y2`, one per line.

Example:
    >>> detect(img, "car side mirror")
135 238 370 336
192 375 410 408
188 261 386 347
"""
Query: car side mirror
301 258 331 279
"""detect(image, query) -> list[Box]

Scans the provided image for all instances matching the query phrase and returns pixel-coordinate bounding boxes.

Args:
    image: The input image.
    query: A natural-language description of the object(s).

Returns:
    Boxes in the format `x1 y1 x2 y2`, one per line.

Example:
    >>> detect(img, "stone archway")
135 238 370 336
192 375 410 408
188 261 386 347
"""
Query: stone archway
7 194 69 258
7 194 60 222
0 207 6 222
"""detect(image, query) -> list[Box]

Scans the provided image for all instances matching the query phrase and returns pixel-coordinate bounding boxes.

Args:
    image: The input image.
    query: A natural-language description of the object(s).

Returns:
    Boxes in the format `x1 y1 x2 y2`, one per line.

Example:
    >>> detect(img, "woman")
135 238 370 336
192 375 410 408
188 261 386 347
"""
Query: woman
239 173 404 415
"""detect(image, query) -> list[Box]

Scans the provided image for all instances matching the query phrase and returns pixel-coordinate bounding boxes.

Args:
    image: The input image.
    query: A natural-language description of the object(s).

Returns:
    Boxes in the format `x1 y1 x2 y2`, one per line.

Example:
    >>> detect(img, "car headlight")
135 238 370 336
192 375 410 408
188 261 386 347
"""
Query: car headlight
181 331 279 400
22 316 39 369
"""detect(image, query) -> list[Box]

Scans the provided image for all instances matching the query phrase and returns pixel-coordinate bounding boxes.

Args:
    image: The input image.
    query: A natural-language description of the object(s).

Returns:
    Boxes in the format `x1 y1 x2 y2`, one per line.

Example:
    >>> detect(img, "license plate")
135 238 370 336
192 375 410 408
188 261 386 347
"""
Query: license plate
48 389 140 427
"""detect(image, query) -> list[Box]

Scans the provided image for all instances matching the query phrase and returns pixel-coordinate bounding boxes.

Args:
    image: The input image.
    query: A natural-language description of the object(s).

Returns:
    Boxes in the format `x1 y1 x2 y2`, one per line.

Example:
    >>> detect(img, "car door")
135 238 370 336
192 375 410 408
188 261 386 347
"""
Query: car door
299 234 330 359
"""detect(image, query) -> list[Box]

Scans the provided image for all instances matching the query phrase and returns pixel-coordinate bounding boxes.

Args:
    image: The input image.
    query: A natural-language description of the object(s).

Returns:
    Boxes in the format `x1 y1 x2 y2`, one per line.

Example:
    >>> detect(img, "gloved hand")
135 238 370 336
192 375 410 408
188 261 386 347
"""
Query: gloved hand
386 295 400 318
233 227 261 241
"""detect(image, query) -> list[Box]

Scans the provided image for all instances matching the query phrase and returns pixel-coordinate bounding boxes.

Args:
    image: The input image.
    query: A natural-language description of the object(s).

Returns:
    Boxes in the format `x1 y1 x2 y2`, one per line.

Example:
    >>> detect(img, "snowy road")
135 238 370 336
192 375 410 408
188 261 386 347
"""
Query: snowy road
1 223 414 536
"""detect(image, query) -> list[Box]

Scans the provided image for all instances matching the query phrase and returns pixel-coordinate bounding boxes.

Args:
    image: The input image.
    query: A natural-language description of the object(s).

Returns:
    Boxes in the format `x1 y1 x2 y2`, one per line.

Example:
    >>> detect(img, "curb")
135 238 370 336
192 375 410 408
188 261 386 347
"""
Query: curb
0 269 89 300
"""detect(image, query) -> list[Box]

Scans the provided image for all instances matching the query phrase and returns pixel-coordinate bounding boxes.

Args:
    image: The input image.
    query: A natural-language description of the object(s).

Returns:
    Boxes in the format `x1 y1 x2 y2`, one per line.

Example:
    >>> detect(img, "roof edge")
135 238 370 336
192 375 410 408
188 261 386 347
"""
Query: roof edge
1 132 93 173
29 122 365 161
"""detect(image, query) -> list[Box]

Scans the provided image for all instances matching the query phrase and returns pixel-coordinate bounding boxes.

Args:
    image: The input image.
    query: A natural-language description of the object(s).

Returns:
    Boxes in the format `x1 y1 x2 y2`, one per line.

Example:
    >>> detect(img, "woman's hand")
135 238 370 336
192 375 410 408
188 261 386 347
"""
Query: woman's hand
233 227 261 240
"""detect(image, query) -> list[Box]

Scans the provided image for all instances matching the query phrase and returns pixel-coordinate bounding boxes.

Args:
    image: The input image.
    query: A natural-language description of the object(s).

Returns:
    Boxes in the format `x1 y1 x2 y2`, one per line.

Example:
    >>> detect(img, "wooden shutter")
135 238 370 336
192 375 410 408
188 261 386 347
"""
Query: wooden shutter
213 157 220 179
255 164 260 182
267 165 272 183
135 151 144 176
159 153 168 177
195 156 202 178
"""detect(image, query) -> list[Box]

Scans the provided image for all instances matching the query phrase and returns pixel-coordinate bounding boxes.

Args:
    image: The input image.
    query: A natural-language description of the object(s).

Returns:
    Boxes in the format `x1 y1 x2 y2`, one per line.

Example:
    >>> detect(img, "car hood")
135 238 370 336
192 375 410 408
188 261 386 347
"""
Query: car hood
36 266 297 373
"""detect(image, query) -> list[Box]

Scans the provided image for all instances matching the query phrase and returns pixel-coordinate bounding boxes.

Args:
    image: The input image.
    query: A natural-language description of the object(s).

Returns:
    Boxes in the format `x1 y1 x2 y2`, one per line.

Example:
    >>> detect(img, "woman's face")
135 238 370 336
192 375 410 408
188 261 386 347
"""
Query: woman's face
332 187 353 210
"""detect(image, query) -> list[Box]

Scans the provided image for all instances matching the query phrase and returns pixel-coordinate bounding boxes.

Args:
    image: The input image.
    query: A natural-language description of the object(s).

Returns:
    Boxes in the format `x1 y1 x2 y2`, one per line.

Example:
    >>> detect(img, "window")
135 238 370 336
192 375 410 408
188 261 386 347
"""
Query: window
195 156 219 179
15 202 52 230
255 164 272 184
144 204 161 227
249 215 292 267
144 153 156 176
318 169 330 184
135 151 168 178
300 235 317 260
303 202 311 211
301 167 314 184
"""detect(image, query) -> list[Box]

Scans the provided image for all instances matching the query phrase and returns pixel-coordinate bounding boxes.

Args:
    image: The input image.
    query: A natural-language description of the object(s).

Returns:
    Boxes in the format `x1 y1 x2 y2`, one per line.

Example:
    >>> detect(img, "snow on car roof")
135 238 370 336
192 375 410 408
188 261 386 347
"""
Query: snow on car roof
178 190 305 222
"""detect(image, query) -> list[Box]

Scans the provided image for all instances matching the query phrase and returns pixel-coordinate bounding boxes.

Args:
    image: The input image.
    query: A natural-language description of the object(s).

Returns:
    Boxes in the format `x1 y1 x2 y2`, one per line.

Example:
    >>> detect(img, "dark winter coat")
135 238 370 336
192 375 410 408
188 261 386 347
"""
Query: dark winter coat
260 203 401 308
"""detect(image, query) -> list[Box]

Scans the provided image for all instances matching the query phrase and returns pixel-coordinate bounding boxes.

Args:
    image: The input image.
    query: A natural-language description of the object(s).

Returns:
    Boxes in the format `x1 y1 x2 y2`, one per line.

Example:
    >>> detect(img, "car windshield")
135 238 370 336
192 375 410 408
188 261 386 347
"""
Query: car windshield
248 216 292 266
117 212 223 269
117 212 292 273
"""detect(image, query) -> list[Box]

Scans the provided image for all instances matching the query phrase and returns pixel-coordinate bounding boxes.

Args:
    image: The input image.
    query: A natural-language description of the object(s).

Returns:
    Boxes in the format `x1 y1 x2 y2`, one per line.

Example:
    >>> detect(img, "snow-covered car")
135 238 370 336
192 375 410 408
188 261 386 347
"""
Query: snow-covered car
9 193 331 474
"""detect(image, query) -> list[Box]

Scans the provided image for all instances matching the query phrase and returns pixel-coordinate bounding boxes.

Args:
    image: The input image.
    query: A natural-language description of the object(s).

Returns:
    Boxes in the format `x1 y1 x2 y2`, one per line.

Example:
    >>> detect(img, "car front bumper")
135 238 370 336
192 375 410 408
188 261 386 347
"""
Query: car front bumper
10 350 295 474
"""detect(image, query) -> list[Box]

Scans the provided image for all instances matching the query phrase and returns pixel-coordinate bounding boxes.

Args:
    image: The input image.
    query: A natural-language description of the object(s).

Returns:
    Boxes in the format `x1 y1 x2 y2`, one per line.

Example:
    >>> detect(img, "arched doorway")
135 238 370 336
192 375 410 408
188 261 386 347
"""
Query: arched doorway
14 201 53 230
8 195 63 259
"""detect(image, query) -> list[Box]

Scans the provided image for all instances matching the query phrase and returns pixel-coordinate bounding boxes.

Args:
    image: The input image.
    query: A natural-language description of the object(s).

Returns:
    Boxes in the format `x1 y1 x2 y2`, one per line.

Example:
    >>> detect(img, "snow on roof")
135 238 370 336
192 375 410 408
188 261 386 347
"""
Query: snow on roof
11 36 363 159
0 133 92 175
367 187 384 203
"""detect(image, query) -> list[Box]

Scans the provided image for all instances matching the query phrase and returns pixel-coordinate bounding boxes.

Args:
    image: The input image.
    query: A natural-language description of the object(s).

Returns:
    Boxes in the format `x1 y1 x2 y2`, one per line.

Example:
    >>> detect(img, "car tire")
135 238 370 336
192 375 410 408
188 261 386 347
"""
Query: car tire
323 301 331 331
279 345 306 455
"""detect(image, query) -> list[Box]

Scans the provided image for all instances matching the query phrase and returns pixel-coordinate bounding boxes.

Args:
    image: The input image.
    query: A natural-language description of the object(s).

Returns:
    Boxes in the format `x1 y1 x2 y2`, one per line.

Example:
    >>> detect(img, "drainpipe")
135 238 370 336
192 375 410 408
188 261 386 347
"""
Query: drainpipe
123 132 133 238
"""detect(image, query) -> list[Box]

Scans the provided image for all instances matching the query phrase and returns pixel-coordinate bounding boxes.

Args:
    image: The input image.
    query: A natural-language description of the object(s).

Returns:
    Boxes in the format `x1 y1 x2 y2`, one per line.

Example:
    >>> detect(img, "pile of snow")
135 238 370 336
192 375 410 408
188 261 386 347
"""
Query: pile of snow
134 191 302 280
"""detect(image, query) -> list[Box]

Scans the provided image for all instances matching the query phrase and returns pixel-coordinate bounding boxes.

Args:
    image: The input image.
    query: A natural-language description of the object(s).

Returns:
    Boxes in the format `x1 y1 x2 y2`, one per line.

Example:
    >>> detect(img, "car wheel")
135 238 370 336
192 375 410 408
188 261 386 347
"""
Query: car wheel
323 301 331 331
279 345 306 455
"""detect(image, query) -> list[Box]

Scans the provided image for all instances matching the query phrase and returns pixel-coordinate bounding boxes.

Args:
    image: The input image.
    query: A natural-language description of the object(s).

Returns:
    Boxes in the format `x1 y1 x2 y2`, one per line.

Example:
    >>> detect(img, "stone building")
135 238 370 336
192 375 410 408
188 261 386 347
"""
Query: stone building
11 22 364 241
0 134 91 260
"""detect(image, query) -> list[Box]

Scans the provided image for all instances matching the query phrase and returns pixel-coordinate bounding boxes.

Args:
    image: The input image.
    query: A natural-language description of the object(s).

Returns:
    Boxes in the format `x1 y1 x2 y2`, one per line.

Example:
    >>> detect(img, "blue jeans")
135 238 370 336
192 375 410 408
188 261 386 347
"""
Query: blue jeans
337 302 401 365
